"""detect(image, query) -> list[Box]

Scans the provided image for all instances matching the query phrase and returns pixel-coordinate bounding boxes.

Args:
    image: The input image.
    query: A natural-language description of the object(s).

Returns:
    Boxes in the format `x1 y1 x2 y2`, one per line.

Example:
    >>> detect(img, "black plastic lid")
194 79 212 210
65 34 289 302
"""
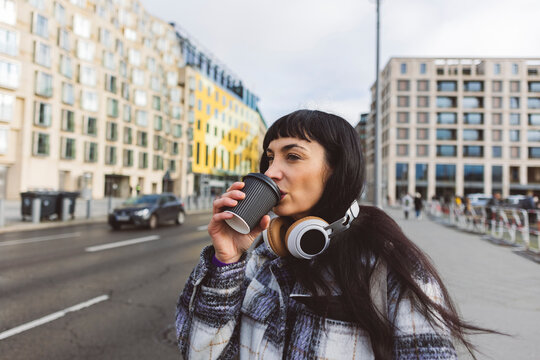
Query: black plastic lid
242 173 280 201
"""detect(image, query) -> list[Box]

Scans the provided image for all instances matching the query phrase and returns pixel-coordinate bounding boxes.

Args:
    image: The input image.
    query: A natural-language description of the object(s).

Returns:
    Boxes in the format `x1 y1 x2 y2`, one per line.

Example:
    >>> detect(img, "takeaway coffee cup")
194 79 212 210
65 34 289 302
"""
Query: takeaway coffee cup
224 173 281 234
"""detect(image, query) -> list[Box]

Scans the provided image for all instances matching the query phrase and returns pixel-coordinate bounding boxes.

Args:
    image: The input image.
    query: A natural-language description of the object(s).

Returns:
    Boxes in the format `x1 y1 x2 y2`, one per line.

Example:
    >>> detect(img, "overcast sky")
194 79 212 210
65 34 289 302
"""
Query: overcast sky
140 0 540 126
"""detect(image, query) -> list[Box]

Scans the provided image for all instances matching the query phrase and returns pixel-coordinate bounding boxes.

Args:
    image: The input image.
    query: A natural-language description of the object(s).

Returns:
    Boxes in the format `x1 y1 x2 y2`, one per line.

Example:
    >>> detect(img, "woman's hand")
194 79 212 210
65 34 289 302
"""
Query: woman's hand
208 182 270 264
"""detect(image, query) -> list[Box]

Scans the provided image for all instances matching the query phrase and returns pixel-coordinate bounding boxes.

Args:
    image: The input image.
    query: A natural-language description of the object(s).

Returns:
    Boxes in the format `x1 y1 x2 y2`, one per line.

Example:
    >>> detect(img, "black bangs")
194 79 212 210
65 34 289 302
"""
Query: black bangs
262 110 318 150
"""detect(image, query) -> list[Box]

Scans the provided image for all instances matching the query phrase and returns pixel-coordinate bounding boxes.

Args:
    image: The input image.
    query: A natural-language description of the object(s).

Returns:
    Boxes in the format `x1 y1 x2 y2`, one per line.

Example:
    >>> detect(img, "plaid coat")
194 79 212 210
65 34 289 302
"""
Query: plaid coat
175 243 457 359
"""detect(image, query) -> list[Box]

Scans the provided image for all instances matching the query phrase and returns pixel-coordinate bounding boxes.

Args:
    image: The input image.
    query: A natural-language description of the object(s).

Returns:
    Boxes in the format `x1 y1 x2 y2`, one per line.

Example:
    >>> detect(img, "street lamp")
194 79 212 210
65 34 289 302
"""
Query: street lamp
372 0 382 208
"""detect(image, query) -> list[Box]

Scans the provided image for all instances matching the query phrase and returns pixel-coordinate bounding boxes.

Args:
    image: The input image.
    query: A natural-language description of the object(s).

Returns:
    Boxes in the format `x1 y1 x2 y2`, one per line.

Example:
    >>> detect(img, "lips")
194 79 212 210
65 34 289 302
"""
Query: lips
279 190 287 200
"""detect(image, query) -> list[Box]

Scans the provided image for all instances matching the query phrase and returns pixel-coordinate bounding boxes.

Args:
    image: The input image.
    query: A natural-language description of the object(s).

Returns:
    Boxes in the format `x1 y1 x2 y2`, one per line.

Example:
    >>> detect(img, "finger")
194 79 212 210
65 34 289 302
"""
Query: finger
212 211 235 222
251 215 271 234
226 182 245 192
213 197 238 210
220 190 246 201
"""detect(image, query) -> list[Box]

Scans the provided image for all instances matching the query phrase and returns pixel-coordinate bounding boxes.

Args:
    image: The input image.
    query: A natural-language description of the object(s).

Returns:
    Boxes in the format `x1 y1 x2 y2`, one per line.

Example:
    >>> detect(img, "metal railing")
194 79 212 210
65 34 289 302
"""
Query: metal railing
426 201 540 253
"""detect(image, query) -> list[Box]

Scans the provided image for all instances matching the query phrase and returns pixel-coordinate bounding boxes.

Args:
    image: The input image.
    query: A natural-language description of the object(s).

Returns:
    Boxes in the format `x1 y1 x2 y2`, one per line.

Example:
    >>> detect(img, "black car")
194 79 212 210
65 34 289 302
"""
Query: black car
108 193 185 230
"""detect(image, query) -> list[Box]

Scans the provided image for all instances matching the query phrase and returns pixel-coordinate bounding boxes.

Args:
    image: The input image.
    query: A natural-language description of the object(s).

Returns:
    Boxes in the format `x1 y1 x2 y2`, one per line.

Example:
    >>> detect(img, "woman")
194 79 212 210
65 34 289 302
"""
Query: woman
176 110 489 359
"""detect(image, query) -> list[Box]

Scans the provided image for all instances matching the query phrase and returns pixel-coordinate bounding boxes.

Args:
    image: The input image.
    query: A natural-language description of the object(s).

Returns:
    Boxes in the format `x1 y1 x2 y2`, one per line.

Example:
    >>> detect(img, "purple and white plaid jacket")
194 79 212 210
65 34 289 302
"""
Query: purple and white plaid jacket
175 243 457 359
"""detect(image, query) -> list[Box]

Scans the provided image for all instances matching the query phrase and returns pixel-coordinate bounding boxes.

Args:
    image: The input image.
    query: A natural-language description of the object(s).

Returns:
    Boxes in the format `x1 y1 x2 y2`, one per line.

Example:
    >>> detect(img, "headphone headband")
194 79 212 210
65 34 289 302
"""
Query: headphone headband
324 200 360 238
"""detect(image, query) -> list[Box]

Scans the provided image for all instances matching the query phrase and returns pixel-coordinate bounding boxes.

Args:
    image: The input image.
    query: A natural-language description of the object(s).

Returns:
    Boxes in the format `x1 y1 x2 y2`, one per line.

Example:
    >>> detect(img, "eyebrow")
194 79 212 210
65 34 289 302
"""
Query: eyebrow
266 144 308 153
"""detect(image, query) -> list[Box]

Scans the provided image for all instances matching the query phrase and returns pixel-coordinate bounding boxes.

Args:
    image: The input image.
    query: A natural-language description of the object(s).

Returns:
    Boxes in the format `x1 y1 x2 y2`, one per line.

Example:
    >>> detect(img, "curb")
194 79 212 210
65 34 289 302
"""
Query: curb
0 209 212 235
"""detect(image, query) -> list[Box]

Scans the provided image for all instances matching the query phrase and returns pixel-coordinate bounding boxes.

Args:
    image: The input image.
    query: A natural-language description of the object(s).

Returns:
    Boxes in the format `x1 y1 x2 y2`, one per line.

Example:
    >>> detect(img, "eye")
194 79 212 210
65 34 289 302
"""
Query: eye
287 153 301 161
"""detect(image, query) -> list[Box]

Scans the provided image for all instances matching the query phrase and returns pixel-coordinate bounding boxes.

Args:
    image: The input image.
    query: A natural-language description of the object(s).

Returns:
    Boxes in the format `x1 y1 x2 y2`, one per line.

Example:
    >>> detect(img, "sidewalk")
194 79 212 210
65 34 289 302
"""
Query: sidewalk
384 206 540 359
0 198 211 234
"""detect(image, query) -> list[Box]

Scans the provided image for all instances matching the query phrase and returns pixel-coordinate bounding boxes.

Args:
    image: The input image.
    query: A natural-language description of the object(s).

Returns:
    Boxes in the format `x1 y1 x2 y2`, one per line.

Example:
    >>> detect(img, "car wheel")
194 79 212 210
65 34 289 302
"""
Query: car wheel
175 211 185 225
148 214 158 230
111 223 121 231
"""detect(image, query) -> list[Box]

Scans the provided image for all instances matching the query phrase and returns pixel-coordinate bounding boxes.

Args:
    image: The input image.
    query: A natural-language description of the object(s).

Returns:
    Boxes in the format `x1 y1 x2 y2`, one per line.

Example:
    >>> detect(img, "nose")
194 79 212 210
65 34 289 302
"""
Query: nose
264 160 283 182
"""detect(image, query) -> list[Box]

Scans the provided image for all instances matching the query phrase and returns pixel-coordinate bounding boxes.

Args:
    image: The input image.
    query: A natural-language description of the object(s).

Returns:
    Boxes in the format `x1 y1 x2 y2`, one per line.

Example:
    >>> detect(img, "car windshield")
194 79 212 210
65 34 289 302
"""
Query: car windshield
124 195 160 205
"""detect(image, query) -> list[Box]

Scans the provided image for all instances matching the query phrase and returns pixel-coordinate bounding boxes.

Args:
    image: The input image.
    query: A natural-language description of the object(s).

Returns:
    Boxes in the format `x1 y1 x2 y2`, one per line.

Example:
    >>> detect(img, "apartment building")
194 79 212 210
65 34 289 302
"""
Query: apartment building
0 0 266 200
175 38 266 197
364 57 540 204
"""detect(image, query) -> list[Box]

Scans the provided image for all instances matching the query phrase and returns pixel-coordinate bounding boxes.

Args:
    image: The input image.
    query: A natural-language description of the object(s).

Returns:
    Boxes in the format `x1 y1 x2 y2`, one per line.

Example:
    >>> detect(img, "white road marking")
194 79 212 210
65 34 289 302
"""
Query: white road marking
0 294 109 340
85 235 160 252
0 232 82 247
196 225 208 231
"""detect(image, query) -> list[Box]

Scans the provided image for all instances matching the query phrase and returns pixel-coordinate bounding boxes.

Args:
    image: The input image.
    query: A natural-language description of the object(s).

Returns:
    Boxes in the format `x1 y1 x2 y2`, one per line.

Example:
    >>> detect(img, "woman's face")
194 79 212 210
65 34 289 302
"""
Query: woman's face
264 137 330 219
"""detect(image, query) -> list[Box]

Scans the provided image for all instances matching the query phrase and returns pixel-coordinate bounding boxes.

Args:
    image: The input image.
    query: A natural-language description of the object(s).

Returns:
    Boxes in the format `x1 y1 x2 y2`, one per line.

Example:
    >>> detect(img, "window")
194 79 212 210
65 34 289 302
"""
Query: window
464 165 484 182
510 81 520 92
510 146 520 159
416 128 429 140
397 80 409 91
436 145 456 157
0 59 19 88
59 55 72 78
79 65 96 86
464 113 483 124
463 146 483 157
417 80 429 91
172 106 182 119
33 41 51 68
106 122 118 141
510 97 520 109
492 97 502 109
528 147 540 159
492 146 502 158
397 112 409 123
397 96 409 107
510 166 520 183
0 28 18 56
436 164 456 181
106 98 118 118
463 129 483 141
400 63 407 74
61 109 74 131
419 63 426 74
510 113 520 125
105 146 116 165
417 96 429 108
0 0 17 25
132 69 145 85
395 163 408 181
154 115 163 131
123 149 133 167
463 97 483 108
134 90 147 106
0 92 14 122
136 110 148 127
206 104 211 115
73 14 90 38
153 155 164 170
396 128 409 140
396 144 408 156
84 116 97 136
34 102 51 126
492 113 502 125
172 141 179 155
528 97 540 109
32 13 49 38
60 137 75 159
84 141 98 162
35 71 52 97
76 40 95 61
33 132 49 155
123 104 131 122
464 81 483 92
417 112 429 124
437 81 457 92
436 129 456 140
100 28 112 48
510 130 520 142
512 63 519 75
492 165 503 183
137 131 148 147
61 82 74 105
81 90 98 112
492 130 502 141
528 82 540 92
128 49 141 66
529 114 540 126
492 81 502 92
174 124 182 138
416 145 428 157
139 152 148 168
121 82 129 100
436 96 457 108
494 63 501 75
103 52 115 70
167 71 177 86
152 96 161 111
528 130 540 142
150 76 160 92
123 127 132 144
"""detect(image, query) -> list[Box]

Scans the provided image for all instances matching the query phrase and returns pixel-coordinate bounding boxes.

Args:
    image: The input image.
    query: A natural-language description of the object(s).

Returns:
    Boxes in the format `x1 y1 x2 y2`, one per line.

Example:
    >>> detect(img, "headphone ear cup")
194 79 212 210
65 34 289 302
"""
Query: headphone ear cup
265 217 292 257
285 216 329 259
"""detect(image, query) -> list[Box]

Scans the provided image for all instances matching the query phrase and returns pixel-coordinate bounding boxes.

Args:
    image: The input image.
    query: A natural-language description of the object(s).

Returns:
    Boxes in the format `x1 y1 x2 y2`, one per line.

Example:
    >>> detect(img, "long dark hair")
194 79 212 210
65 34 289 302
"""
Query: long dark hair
260 110 496 359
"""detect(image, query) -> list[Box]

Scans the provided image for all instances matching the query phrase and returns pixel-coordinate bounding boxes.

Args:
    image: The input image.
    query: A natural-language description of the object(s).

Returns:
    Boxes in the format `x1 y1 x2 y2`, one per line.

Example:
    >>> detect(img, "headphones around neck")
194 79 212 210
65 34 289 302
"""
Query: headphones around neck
262 200 360 259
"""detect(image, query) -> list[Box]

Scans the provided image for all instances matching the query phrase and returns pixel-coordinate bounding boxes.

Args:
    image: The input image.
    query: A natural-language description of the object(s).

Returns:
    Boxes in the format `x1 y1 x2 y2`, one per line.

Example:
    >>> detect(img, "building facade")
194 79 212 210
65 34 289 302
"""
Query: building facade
364 57 540 204
0 0 265 200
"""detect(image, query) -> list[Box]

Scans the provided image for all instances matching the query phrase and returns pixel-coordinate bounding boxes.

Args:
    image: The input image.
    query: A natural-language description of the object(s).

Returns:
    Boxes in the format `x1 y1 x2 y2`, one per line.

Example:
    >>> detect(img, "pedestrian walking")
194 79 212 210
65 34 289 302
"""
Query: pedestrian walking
175 110 495 359
402 193 413 220
414 192 423 219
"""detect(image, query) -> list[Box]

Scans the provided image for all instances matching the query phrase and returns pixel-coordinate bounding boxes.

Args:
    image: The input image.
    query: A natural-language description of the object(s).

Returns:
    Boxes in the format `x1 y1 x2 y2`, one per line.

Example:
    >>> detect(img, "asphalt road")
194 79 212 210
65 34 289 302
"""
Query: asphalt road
0 213 214 360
